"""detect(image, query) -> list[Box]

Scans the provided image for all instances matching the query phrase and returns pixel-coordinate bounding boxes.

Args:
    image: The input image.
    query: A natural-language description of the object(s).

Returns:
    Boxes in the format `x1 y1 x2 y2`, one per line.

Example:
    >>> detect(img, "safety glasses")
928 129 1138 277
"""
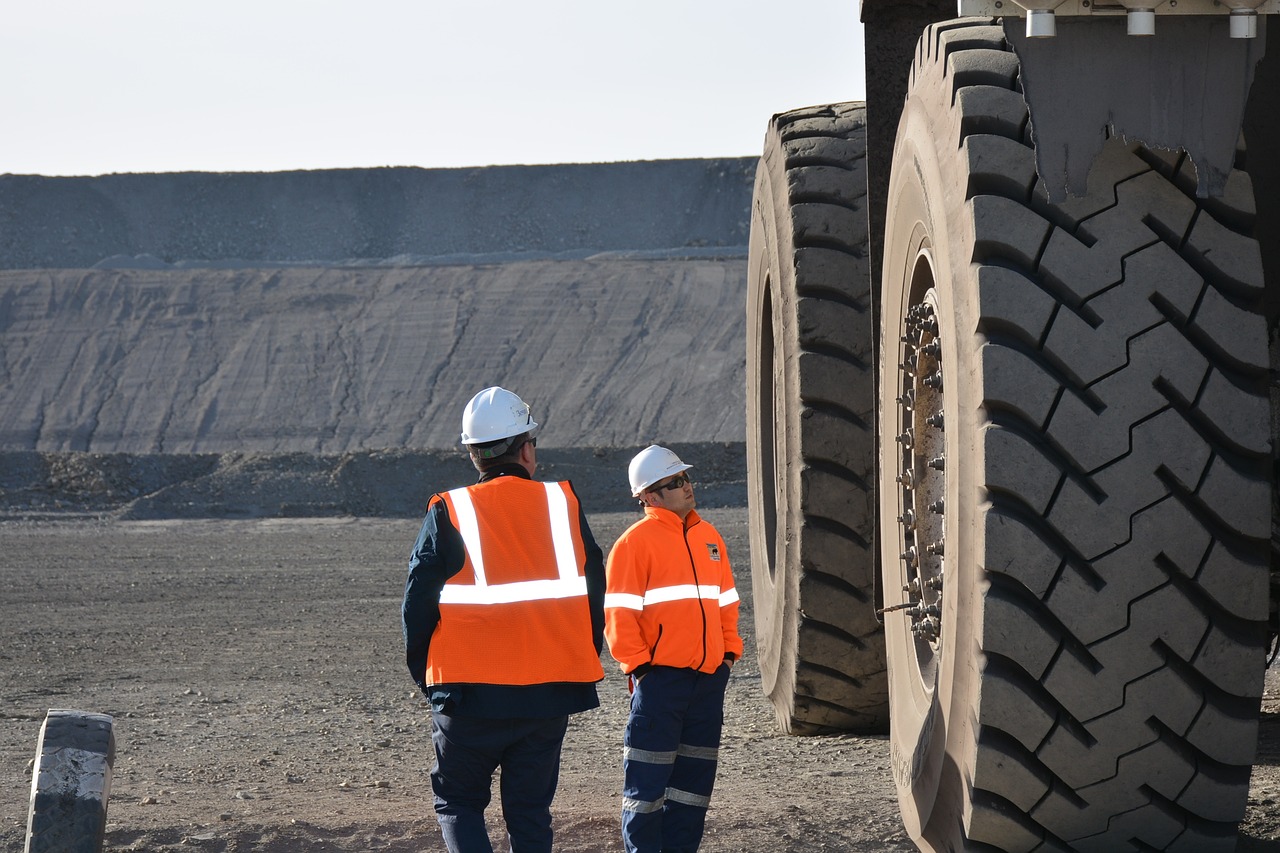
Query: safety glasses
650 473 690 493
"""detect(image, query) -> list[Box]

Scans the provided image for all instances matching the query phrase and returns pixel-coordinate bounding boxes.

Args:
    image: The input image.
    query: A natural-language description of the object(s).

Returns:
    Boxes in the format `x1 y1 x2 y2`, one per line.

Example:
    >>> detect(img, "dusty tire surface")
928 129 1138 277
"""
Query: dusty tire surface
25 709 114 853
746 102 887 734
879 18 1272 852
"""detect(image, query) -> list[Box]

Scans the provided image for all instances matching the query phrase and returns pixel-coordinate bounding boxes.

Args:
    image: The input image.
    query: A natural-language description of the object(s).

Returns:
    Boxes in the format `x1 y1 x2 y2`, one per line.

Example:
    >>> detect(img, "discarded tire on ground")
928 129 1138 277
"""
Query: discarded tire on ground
746 101 888 734
878 19 1272 851
26 709 115 853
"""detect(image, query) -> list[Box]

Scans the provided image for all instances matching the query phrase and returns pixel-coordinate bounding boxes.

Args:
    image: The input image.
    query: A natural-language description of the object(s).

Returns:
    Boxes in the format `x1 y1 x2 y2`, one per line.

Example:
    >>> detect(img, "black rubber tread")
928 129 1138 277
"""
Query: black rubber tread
746 101 887 734
881 18 1270 853
25 709 114 853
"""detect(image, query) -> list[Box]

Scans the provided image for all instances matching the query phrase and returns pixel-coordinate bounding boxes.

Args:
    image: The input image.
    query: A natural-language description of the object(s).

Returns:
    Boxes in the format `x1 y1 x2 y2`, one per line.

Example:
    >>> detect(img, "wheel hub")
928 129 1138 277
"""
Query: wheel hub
884 299 946 673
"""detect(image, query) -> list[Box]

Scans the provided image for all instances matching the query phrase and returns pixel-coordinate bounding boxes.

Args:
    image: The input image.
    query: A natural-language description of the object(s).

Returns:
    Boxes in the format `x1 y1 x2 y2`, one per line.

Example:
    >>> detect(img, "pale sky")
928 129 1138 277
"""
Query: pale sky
1 1 867 177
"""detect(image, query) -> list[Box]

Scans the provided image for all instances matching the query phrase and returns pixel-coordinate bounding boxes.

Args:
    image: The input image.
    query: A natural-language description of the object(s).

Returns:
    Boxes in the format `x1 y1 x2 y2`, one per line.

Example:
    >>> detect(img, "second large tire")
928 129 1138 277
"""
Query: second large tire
746 102 888 734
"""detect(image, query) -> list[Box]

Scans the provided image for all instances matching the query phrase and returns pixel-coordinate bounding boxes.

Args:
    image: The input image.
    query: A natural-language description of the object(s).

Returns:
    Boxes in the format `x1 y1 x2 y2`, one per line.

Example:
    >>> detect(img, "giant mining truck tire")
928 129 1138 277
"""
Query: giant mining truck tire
25 710 114 853
746 102 888 734
878 18 1272 851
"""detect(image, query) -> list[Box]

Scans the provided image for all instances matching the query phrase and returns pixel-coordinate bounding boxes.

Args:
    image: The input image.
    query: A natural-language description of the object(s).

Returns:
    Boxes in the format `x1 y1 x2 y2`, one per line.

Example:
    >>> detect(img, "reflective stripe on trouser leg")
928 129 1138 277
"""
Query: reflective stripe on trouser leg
660 665 727 853
619 666 729 853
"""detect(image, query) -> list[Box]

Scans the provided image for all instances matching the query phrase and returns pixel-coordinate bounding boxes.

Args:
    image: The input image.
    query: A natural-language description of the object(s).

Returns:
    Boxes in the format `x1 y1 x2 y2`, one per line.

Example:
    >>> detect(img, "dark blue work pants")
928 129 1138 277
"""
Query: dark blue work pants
621 664 731 853
430 712 569 853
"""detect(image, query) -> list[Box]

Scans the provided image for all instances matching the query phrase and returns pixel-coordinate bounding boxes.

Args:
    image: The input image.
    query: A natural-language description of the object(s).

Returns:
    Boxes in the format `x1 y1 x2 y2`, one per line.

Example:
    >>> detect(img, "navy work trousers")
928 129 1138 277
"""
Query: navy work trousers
621 664 731 853
430 712 569 853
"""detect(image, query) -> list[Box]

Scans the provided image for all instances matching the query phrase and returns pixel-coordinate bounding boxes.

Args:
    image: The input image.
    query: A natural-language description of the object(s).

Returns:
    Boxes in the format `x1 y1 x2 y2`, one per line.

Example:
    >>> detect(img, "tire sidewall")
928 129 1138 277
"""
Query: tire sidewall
746 143 802 708
879 84 983 842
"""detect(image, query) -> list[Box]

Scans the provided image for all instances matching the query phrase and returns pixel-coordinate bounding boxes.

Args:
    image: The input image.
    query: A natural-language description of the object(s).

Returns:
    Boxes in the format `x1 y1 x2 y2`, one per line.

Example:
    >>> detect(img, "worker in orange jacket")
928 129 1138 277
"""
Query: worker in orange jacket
604 445 744 853
402 387 605 853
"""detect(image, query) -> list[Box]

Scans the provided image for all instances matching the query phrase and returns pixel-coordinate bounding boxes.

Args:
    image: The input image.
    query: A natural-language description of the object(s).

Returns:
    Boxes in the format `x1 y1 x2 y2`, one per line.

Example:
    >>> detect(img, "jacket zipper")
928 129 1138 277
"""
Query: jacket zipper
684 518 709 671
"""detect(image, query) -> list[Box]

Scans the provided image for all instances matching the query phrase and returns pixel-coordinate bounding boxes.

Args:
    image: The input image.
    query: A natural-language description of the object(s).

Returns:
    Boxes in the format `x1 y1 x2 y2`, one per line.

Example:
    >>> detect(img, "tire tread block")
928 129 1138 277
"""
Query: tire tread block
1049 324 1207 474
983 508 1062 600
975 265 1056 348
1047 499 1208 646
964 133 1038 199
1038 169 1196 307
1047 411 1209 560
785 163 868 207
1042 240 1202 388
790 201 867 252
956 85 1029 144
1187 271 1269 371
979 343 1059 431
1185 208 1266 297
970 194 1052 268
795 293 873 357
792 246 870 304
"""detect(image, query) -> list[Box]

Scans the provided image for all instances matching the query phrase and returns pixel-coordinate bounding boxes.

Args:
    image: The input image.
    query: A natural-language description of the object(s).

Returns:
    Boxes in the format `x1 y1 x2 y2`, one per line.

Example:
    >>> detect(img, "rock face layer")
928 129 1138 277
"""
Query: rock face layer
0 159 754 269
0 259 746 453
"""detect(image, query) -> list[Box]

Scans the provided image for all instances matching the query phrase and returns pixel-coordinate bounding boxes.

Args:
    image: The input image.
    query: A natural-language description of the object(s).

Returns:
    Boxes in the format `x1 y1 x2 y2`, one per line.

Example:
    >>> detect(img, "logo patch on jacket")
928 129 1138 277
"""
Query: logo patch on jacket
706 543 721 561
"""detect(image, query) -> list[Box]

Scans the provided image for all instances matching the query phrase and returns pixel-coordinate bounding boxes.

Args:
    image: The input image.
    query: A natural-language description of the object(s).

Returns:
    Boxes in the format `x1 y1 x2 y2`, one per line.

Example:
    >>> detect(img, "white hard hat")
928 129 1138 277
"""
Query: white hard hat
460 387 538 447
628 445 693 496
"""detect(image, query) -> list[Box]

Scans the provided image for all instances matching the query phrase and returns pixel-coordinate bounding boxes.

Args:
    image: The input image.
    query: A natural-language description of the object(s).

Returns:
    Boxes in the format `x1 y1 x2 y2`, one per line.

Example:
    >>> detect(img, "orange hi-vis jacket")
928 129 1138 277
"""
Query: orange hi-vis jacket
426 477 605 687
604 506 744 676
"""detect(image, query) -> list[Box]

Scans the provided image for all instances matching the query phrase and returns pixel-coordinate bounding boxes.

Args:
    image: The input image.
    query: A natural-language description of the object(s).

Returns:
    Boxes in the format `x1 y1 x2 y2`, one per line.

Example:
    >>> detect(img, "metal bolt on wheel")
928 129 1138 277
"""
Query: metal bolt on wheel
883 301 946 660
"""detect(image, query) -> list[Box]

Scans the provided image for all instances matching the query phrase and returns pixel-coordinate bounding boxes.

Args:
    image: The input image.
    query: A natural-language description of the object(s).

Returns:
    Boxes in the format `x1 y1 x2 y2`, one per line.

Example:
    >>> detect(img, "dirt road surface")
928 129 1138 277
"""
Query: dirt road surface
2 511 1277 852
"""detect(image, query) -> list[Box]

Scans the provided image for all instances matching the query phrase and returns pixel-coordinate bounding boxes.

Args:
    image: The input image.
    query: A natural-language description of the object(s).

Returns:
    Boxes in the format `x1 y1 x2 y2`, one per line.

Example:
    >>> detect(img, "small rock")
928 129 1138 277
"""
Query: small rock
141 796 159 805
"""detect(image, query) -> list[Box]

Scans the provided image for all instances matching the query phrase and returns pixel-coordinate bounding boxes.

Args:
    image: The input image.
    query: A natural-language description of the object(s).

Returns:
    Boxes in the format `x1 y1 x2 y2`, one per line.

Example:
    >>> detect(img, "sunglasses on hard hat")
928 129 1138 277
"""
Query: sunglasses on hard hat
650 473 690 493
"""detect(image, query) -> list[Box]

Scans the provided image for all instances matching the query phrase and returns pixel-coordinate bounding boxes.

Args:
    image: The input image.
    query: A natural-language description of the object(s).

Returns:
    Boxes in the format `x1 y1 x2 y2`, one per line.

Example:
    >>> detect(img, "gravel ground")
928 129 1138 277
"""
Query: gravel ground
1 508 1277 852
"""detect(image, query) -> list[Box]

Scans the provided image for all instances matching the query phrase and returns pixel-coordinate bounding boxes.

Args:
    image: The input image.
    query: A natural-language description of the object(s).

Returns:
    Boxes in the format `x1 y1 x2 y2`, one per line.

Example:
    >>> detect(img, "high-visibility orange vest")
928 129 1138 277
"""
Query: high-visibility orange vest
425 477 604 687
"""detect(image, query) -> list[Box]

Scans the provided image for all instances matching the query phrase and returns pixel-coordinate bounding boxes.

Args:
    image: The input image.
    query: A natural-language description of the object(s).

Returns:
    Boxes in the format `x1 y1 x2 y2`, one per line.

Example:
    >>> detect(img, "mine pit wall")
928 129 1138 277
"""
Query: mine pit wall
0 160 754 462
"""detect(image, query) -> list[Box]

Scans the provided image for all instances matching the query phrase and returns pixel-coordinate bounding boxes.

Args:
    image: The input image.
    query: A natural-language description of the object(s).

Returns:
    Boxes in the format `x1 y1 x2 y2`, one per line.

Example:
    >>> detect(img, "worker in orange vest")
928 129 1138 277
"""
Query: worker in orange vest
604 445 744 853
402 386 606 853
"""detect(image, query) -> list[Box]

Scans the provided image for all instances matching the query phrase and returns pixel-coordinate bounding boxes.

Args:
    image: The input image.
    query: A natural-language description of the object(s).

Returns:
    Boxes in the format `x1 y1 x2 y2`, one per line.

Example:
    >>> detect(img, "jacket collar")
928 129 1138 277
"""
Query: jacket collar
477 463 532 483
643 504 701 531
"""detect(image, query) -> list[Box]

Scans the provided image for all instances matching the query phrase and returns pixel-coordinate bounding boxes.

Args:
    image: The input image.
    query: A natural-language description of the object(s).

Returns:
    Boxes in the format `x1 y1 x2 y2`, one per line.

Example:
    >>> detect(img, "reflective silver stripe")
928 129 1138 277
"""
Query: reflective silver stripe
677 743 720 761
719 587 740 607
448 487 486 585
622 795 665 814
439 483 585 605
604 592 645 611
544 481 580 584
623 746 677 765
643 584 721 606
439 575 587 604
665 786 711 809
